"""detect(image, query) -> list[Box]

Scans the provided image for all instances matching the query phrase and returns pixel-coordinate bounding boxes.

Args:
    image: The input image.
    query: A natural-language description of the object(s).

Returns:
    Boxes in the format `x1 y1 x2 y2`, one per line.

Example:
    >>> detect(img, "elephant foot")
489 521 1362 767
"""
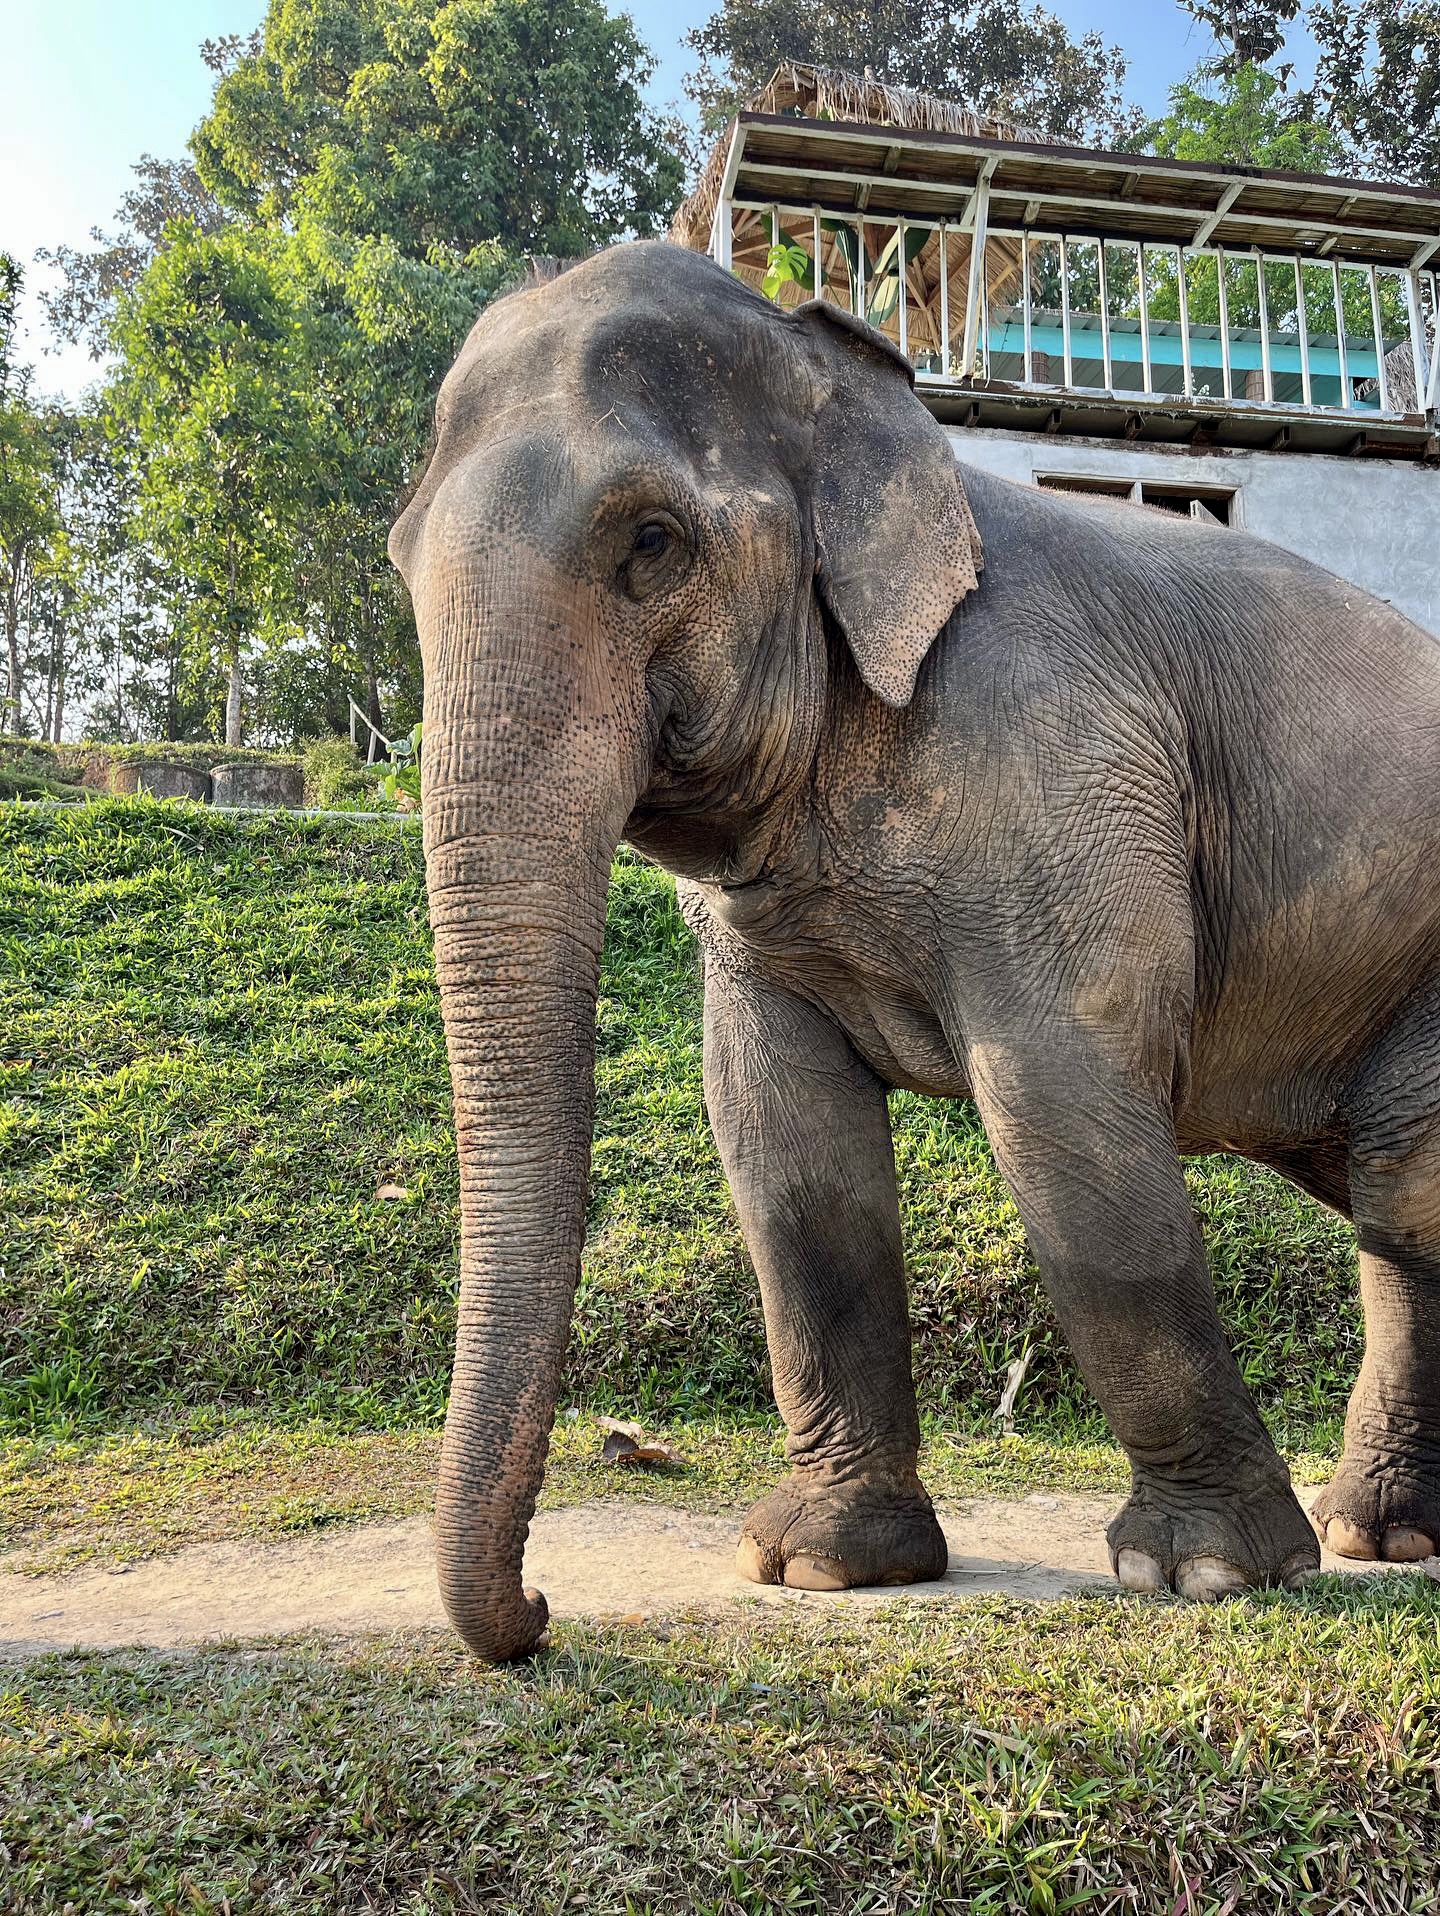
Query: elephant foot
1310 1449 1440 1564
1107 1460 1319 1601
735 1469 948 1591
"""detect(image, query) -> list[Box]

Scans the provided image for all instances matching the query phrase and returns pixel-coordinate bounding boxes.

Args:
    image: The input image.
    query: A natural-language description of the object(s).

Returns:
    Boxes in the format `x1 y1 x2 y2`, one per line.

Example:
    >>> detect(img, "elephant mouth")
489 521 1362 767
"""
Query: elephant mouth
718 868 772 894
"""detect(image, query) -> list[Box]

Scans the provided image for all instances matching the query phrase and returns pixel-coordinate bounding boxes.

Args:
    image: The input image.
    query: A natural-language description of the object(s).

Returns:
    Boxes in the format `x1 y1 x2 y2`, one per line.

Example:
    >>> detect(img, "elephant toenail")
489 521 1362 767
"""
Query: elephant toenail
1282 1561 1319 1591
1115 1548 1167 1594
734 1536 773 1586
1380 1526 1437 1563
783 1555 849 1592
1176 1556 1250 1602
1324 1518 1378 1561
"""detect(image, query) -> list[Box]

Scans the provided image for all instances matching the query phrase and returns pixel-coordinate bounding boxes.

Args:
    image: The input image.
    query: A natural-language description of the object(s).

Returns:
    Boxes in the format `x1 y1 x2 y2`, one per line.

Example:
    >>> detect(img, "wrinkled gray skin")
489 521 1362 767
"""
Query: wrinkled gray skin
389 241 1440 1661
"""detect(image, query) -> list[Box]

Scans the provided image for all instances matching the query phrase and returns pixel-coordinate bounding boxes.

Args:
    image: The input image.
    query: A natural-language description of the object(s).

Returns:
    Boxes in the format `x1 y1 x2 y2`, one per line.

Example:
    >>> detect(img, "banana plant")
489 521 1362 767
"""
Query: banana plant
761 241 814 300
821 220 929 329
376 721 423 807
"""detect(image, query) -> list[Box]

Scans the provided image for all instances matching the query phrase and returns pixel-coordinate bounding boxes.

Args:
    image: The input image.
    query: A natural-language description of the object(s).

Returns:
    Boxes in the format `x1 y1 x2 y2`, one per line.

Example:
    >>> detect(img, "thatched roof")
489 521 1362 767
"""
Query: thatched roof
1357 339 1423 413
672 64 1043 370
673 63 1037 252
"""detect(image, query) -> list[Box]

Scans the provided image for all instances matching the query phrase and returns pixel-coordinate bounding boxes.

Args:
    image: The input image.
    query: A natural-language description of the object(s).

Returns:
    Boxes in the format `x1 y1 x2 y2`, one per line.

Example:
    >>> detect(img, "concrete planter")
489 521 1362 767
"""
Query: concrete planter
109 762 212 803
211 762 305 809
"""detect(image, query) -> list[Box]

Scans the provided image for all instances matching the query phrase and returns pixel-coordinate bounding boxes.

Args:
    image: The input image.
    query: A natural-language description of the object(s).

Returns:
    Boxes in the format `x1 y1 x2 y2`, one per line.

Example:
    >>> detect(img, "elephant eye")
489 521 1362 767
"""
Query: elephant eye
618 512 687 602
633 520 671 559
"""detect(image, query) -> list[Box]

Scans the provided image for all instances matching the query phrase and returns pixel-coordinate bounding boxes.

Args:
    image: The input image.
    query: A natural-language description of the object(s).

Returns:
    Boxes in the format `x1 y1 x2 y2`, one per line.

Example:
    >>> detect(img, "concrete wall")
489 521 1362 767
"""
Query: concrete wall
946 426 1440 637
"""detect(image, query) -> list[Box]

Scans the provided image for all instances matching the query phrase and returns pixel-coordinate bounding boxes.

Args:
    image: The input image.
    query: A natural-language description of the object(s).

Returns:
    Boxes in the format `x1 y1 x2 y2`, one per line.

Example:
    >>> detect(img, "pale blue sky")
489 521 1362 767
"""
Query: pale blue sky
2 1 1281 399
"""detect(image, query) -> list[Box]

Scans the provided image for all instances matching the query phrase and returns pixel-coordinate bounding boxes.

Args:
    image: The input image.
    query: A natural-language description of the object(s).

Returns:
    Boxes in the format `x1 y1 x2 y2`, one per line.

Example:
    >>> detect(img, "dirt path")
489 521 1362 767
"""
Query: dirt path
3 1487 1421 1654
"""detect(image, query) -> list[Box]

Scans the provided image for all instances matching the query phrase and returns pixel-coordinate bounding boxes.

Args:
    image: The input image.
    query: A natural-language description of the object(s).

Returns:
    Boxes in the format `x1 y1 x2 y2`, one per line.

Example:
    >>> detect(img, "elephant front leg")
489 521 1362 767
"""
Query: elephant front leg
969 1031 1319 1599
703 966 948 1591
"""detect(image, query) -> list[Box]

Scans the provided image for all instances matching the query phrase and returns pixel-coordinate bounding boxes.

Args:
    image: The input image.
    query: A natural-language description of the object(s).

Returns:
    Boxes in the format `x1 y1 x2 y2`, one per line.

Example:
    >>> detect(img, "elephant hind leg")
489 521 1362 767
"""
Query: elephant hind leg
1311 987 1440 1564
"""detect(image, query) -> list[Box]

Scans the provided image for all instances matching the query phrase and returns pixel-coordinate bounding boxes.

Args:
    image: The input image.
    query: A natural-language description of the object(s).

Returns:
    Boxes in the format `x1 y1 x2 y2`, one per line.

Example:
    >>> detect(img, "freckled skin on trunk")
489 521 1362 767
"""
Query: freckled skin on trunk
393 243 1440 1657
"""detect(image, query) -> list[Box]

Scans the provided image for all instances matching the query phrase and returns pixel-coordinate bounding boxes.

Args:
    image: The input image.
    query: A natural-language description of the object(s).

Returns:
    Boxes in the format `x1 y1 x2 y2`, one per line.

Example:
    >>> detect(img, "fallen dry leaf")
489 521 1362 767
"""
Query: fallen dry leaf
375 1183 410 1201
595 1416 687 1469
993 1348 1033 1437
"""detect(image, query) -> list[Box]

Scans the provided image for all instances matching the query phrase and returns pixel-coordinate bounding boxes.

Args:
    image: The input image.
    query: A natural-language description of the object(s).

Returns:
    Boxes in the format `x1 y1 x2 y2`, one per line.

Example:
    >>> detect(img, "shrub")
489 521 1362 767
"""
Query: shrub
303 738 385 810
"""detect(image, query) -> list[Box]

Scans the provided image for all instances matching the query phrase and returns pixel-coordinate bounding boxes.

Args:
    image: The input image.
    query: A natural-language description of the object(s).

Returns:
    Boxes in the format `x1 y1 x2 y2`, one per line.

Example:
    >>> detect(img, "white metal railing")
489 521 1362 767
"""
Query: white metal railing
348 696 396 764
726 196 1440 420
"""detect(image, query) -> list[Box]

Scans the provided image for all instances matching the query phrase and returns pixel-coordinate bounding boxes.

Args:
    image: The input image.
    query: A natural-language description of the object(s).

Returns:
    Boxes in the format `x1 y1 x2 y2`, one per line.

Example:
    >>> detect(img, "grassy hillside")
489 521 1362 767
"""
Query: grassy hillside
2 801 1362 1447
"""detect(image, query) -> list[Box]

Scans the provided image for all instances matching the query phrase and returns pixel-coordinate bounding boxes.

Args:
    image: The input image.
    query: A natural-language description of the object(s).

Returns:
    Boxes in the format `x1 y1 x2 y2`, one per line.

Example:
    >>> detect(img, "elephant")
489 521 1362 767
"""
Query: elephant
388 239 1440 1662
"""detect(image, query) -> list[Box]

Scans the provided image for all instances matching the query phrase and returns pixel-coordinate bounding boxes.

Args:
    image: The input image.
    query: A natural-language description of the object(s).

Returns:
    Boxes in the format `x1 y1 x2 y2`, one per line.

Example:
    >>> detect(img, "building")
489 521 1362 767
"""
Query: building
674 64 1440 636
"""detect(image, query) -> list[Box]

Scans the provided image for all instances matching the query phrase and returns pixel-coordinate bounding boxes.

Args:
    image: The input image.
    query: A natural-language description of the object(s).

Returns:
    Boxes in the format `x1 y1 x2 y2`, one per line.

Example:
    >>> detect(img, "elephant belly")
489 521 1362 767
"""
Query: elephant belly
834 991 974 1100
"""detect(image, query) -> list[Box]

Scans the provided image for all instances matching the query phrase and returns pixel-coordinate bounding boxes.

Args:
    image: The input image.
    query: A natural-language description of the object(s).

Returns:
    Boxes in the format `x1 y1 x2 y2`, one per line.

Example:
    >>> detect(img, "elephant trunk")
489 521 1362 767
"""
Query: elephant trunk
422 580 637 1661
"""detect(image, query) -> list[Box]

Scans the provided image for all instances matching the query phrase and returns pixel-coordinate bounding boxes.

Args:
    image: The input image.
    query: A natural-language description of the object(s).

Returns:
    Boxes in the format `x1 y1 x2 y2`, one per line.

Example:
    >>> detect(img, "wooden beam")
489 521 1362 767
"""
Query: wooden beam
1193 180 1243 248
959 174 992 372
710 122 746 263
957 155 998 234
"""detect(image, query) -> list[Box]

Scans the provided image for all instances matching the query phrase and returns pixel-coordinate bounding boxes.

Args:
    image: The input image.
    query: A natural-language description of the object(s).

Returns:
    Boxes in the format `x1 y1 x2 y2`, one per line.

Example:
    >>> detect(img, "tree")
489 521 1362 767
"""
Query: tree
1177 0 1440 186
186 0 674 746
192 0 685 256
26 1 697 747
0 257 63 734
111 226 328 745
684 0 1144 146
1308 0 1440 186
276 216 509 738
180 0 686 749
1138 58 1404 367
1146 58 1345 172
38 157 228 360
1174 1 1303 78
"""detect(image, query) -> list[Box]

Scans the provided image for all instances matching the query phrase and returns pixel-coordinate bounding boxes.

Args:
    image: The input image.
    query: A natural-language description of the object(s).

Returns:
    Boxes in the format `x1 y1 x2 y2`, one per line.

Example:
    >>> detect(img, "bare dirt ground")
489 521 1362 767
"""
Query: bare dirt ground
1 1487 1422 1653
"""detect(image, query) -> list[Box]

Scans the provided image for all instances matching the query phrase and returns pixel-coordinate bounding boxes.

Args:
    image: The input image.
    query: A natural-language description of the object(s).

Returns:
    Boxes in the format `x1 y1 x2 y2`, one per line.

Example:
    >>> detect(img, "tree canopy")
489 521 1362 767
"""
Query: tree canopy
684 0 1143 145
1146 58 1346 173
193 0 686 255
1177 0 1440 185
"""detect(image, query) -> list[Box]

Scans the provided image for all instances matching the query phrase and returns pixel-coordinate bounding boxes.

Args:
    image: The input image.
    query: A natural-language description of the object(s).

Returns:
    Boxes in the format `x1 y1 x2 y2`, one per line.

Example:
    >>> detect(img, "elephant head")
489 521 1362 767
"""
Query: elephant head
388 240 982 1660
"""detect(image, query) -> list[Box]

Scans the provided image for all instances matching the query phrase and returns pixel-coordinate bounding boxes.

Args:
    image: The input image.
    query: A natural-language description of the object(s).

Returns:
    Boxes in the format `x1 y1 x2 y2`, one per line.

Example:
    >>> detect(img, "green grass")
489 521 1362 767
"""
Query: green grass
1 800 1363 1452
4 1583 1439 1913
0 766 92 803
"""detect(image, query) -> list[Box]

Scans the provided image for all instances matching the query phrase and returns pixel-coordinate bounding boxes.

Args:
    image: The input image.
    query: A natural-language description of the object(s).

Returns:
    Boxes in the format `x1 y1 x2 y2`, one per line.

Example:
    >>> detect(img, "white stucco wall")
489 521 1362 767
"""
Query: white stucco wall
946 426 1440 638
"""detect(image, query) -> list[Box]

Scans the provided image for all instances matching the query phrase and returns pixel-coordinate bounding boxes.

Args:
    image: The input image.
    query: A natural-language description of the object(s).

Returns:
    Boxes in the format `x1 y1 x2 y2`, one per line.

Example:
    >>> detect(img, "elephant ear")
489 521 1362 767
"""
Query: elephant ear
791 299 983 709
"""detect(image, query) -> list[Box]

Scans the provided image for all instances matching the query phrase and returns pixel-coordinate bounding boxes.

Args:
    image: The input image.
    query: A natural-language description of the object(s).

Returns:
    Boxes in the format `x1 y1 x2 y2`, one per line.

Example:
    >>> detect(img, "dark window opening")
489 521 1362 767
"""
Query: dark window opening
1141 485 1235 526
1035 473 1238 526
1036 474 1135 498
